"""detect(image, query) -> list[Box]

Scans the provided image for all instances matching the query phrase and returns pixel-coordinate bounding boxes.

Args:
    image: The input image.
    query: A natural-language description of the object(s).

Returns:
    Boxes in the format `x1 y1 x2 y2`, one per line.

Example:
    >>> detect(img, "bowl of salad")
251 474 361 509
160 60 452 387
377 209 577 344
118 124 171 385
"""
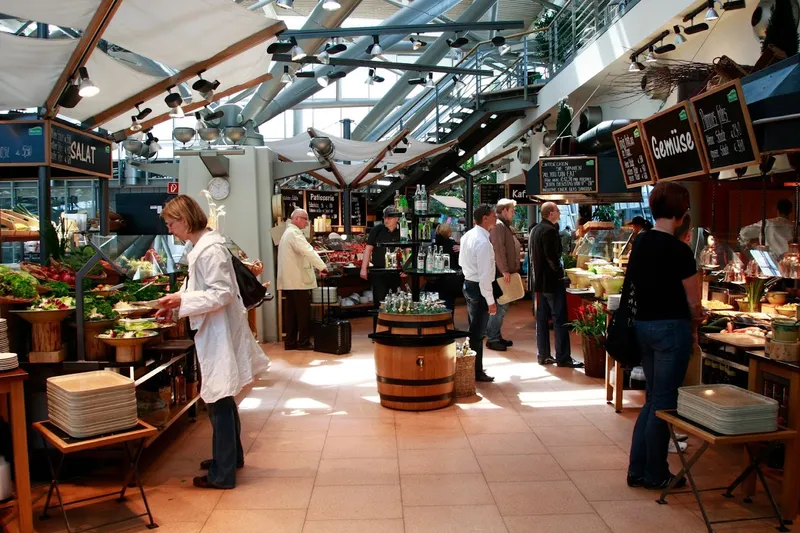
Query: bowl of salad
0 265 40 304
12 297 76 324
97 329 160 362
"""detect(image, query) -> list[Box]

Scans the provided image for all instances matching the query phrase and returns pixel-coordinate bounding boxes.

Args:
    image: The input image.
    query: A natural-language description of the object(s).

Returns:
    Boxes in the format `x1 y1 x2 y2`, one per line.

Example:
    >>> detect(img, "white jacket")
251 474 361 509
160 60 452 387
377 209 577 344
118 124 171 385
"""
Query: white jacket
178 231 269 404
738 217 793 257
277 222 327 290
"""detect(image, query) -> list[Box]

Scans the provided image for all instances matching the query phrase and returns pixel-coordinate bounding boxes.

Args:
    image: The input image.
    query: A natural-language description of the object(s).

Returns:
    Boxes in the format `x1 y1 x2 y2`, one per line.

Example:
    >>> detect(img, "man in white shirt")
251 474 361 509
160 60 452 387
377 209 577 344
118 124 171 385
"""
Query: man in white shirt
739 199 793 257
460 204 498 382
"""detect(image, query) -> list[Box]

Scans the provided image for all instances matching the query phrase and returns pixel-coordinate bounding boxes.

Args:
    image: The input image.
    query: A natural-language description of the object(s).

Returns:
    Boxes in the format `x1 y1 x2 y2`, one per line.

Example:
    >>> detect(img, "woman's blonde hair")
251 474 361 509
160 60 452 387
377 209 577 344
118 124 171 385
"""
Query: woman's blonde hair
161 195 208 233
436 223 452 238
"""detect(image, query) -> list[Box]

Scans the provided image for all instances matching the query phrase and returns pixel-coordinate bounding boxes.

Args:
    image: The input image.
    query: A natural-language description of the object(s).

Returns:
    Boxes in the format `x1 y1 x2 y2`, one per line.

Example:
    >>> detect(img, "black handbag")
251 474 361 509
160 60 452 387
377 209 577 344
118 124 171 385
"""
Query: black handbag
603 276 641 368
313 275 351 355
228 251 268 310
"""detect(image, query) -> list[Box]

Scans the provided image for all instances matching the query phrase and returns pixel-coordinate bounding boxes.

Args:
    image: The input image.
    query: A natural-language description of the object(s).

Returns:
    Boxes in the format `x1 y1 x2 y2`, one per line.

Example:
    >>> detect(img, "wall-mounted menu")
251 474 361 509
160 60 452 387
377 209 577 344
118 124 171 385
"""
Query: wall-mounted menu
282 189 305 219
640 101 707 182
507 184 536 205
539 157 598 194
50 123 112 178
612 122 656 188
689 79 760 173
351 193 367 227
0 121 47 166
306 191 341 224
479 184 507 205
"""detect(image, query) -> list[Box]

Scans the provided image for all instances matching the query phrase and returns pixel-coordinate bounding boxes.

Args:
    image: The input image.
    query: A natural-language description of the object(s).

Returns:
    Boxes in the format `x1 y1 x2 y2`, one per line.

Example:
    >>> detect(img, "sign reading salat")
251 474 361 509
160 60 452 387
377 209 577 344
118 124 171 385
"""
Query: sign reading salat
640 101 707 182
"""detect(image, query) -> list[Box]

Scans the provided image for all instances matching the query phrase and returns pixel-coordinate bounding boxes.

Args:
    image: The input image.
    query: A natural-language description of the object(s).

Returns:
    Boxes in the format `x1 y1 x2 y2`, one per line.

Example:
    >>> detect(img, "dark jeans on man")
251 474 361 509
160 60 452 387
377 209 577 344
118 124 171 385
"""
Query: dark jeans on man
463 281 490 377
284 289 312 348
207 396 244 489
535 284 571 364
628 319 692 484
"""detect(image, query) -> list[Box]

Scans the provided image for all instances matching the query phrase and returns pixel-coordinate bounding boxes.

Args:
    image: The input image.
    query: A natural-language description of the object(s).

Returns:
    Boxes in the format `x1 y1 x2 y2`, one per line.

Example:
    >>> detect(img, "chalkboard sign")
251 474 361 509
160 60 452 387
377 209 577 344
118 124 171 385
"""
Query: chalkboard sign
539 156 598 194
690 79 760 173
50 123 112 178
351 193 367 227
612 122 656 188
640 101 707 182
0 121 47 166
507 183 536 205
281 189 305 219
306 191 341 224
479 184 507 205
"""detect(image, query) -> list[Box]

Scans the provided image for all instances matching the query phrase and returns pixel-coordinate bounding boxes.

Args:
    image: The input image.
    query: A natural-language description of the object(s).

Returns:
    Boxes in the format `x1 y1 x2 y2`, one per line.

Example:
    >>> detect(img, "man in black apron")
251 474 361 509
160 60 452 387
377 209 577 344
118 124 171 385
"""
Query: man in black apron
361 206 403 330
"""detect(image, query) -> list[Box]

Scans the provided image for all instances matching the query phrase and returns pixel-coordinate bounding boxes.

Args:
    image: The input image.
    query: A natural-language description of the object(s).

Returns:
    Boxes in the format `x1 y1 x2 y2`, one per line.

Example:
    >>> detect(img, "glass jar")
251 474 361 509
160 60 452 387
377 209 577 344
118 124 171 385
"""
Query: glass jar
780 243 800 279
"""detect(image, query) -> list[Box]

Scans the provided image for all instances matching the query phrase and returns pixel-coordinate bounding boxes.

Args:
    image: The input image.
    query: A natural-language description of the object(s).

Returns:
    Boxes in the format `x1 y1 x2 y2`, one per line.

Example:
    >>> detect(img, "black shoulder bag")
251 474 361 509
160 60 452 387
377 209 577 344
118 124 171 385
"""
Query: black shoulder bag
228 250 268 310
603 275 641 368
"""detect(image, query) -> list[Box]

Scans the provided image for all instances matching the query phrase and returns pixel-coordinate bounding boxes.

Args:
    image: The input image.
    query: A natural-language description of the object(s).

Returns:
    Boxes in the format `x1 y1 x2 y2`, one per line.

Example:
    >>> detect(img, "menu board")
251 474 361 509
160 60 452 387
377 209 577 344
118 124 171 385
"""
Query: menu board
50 123 112 178
351 193 367 227
282 189 305 219
507 183 536 205
539 156 598 194
689 79 760 173
0 121 47 166
479 184 507 205
640 101 707 182
612 122 656 188
306 191 340 224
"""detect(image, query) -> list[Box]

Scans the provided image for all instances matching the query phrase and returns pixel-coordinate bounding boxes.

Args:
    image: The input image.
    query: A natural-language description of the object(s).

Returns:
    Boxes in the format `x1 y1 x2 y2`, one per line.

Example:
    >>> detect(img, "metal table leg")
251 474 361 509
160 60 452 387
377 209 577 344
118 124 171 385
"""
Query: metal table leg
121 439 158 529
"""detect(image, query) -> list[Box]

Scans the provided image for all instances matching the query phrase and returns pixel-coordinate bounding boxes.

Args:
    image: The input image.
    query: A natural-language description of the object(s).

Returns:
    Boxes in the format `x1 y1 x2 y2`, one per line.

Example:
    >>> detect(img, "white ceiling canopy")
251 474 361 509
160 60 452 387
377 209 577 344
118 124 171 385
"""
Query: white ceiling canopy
0 0 101 31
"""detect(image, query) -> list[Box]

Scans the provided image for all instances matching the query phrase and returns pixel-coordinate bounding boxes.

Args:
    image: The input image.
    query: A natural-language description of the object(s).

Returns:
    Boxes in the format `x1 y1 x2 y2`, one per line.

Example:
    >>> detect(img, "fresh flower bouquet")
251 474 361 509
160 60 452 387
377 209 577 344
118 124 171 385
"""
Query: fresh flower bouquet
568 302 608 340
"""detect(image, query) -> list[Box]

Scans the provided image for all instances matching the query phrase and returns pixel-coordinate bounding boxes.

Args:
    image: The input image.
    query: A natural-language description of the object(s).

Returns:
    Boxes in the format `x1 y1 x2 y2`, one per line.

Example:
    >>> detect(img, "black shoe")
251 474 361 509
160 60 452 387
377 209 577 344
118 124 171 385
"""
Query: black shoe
192 475 231 490
486 341 507 351
627 474 644 488
500 338 514 347
538 357 557 365
284 344 297 351
200 459 244 470
644 474 687 491
298 343 314 351
476 374 495 382
557 359 585 368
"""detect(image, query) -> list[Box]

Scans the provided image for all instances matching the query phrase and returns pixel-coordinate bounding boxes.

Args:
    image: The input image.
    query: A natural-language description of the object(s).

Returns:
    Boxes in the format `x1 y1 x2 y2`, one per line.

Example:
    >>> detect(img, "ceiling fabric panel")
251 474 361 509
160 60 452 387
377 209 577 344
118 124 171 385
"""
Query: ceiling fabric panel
102 0 279 70
0 32 78 110
0 0 101 30
191 46 273 102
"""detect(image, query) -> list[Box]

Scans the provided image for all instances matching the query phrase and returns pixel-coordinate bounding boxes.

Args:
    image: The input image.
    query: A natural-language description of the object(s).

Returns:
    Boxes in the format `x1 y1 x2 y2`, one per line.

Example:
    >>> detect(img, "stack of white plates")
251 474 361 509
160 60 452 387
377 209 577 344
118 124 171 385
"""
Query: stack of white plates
0 354 18 372
47 371 138 438
677 384 779 435
0 320 8 353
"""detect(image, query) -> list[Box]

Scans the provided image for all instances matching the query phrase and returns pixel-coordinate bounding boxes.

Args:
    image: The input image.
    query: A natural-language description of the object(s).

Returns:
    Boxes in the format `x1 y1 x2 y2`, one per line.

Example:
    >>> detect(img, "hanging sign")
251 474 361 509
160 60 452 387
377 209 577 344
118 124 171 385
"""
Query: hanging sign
282 189 305 219
306 191 341 224
689 79 761 173
0 121 47 166
507 183 537 205
351 193 367 227
612 122 656 188
479 183 507 205
640 101 707 182
539 156 598 194
50 123 112 178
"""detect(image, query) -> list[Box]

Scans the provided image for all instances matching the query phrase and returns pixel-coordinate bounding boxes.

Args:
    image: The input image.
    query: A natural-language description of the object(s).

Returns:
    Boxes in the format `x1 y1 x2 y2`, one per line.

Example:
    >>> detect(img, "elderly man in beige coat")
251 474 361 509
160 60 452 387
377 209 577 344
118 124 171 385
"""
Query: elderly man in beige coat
278 209 327 350
486 198 521 351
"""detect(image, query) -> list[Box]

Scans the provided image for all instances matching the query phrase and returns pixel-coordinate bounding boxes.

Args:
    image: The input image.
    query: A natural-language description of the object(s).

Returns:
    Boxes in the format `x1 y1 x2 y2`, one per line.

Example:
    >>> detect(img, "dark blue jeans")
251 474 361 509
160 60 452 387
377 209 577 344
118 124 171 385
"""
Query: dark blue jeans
207 396 244 489
628 319 692 484
486 301 510 343
463 281 489 377
535 285 571 364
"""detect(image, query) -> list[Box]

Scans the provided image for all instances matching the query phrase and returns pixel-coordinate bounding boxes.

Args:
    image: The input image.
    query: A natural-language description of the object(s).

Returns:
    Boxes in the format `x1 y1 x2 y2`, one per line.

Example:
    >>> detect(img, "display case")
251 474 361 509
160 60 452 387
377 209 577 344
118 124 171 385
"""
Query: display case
573 226 634 267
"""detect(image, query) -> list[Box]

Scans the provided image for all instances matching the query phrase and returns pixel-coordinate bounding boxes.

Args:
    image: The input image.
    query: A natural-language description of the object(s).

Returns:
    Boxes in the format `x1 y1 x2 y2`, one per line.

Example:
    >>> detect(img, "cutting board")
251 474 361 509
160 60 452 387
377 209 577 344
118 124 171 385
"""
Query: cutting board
704 333 765 348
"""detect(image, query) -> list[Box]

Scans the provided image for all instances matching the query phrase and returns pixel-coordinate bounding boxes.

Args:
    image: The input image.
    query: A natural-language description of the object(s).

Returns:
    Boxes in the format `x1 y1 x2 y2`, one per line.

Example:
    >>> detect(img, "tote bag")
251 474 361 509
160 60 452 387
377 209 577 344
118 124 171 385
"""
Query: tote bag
603 275 642 368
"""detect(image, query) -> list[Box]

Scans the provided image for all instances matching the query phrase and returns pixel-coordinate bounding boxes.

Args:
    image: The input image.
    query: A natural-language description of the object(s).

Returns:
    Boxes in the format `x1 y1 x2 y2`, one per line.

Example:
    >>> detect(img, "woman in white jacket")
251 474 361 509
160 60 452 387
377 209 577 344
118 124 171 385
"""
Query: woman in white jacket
156 195 268 490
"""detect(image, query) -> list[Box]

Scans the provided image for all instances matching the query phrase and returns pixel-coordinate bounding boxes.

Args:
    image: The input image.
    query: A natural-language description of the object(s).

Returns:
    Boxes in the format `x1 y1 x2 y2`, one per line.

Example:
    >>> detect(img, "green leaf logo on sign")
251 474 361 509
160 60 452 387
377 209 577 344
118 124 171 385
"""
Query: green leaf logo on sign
727 89 739 103
28 126 43 136
633 128 640 138
586 160 595 166
105 146 110 153
679 109 688 121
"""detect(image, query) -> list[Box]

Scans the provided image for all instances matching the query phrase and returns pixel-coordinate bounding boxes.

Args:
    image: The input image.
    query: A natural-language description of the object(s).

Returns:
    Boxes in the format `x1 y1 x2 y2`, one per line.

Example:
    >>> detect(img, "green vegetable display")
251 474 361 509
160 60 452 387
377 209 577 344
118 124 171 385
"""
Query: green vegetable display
46 281 72 297
562 254 577 270
61 246 104 276
119 282 164 303
0 265 39 299
83 296 119 321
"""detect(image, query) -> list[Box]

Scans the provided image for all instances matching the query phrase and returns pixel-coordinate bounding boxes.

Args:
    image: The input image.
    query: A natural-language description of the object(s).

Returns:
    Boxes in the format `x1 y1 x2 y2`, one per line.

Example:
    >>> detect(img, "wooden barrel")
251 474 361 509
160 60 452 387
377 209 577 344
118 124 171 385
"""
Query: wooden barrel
374 312 457 411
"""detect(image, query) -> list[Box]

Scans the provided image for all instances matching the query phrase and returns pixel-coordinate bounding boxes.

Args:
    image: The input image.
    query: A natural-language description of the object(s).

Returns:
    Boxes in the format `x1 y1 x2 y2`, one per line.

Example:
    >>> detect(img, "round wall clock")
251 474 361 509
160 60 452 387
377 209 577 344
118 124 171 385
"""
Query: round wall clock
207 177 230 201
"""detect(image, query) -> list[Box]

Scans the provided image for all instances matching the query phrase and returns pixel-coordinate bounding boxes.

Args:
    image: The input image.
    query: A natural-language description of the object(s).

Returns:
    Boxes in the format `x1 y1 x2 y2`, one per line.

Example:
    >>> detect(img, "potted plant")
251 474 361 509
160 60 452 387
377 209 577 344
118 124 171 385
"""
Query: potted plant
552 99 575 155
568 302 608 378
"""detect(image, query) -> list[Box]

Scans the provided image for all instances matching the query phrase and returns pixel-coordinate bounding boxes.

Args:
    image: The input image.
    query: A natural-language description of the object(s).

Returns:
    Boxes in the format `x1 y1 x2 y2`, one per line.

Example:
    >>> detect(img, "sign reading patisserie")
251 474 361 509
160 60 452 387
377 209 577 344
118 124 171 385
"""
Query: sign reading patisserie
539 156 598 194
689 79 760 173
306 191 340 224
640 101 707 182
612 121 656 188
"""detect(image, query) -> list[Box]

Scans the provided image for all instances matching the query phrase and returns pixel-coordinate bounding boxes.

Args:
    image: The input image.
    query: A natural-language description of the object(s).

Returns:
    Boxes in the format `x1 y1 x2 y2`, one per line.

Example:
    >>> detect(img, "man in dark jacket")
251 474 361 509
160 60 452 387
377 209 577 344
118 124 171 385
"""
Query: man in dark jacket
532 202 584 368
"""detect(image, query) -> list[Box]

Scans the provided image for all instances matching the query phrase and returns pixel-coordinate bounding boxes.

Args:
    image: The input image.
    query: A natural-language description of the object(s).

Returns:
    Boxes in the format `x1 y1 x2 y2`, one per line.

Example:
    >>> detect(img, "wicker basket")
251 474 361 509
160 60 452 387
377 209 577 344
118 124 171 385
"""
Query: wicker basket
455 351 477 398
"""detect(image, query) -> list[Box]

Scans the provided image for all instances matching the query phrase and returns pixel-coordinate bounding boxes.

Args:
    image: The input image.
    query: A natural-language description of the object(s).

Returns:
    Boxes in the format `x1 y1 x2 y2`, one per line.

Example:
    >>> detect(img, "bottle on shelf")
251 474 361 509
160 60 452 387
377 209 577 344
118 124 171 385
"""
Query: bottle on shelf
414 185 423 214
394 190 401 211
384 249 393 268
434 246 444 272
167 367 176 406
399 194 408 213
400 213 409 243
421 185 428 213
442 252 450 271
417 246 426 272
175 365 187 404
425 245 435 273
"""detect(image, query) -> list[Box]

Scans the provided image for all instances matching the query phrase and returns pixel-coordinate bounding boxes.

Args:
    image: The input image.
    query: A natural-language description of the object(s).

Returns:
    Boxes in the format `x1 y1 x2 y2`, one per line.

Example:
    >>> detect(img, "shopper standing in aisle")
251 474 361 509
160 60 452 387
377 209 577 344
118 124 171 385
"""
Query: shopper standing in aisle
156 195 269 490
625 182 701 490
361 207 404 329
531 203 584 368
277 208 328 350
486 198 520 351
460 204 498 382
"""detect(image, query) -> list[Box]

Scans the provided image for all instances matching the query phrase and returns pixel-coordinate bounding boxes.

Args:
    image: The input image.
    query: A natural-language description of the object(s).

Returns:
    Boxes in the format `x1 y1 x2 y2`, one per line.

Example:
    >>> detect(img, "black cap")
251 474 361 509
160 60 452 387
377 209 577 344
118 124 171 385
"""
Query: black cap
383 206 401 218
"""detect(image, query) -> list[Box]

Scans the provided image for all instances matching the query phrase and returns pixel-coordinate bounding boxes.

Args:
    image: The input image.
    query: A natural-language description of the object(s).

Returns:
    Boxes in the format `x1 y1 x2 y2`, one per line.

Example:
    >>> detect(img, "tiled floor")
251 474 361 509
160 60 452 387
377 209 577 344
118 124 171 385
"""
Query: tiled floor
15 304 791 532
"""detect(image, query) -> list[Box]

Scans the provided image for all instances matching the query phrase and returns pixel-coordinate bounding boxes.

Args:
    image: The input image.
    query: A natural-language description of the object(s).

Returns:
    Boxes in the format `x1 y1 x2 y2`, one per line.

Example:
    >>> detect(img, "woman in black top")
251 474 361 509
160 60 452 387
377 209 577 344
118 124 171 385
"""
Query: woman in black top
625 182 702 490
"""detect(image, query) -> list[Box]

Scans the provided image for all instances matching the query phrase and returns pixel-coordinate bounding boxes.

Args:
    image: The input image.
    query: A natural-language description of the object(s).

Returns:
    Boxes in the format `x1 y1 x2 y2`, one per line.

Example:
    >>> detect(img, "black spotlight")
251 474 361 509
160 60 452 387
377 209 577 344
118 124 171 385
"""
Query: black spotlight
165 86 182 108
654 43 676 54
408 77 426 85
134 102 152 120
267 41 294 54
296 71 315 78
192 73 218 94
447 33 469 48
328 42 347 54
684 22 710 34
491 35 506 46
204 108 225 121
328 70 347 80
58 83 82 108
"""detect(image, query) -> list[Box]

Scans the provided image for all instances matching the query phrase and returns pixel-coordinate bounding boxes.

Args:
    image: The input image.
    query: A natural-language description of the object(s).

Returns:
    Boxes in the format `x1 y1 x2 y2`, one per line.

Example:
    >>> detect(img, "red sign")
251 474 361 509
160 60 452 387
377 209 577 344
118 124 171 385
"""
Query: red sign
167 182 179 194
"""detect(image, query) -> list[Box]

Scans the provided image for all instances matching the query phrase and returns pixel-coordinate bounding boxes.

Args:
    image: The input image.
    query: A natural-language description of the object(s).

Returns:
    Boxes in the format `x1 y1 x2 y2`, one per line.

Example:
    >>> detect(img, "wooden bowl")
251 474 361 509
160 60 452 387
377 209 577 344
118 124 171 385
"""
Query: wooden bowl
11 308 75 324
766 292 789 305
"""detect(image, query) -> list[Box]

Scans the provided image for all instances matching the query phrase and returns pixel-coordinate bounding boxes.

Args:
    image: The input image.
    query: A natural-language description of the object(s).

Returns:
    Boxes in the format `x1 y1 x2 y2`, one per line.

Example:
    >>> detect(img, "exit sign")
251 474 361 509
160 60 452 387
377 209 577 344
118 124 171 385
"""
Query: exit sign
167 182 179 194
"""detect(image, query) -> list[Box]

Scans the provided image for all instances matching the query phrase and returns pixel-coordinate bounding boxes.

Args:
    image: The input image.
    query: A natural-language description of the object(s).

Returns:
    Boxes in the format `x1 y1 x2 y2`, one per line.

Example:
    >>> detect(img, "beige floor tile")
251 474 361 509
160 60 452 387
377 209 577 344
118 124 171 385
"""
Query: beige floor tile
394 415 462 430
478 454 568 482
322 435 398 458
262 414 332 433
591 500 707 533
249 430 328 453
404 505 508 533
137 486 224 524
550 446 631 472
315 458 399 485
601 429 634 450
301 519 405 533
460 414 532 434
568 470 653 501
240 451 321 478
327 417 395 437
521 410 593 427
396 429 470 450
401 474 494 506
306 485 402 520
199 509 306 533
533 425 615 447
489 481 594 516
332 401 396 418
468 432 548 455
216 477 315 509
399 449 481 475
504 514 611 533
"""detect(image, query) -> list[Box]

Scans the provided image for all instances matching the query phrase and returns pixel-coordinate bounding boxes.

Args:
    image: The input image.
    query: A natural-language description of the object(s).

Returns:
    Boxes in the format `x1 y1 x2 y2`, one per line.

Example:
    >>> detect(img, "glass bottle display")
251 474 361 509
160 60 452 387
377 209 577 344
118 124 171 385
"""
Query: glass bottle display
400 214 409 243
175 365 187 404
417 247 426 271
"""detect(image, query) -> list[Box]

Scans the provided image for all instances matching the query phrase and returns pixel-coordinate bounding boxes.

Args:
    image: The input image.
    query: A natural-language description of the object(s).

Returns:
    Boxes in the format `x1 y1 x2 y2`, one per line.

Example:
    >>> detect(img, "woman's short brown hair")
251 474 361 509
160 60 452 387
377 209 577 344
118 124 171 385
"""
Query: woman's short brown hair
161 195 208 232
436 223 452 238
649 182 690 221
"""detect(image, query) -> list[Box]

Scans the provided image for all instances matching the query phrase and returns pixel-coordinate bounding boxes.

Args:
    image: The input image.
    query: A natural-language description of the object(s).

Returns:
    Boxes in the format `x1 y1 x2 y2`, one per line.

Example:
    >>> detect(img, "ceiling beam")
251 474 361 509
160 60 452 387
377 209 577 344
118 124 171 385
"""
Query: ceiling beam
350 128 409 188
473 146 517 169
280 21 525 40
128 73 272 134
83 20 286 128
274 54 494 76
357 140 457 189
43 0 125 119
307 127 346 188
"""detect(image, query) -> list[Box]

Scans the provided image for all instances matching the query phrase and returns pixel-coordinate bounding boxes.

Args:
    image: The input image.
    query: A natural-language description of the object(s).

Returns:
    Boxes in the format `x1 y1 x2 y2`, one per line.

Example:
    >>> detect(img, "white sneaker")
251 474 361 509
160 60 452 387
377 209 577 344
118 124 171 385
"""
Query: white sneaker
675 432 689 442
668 440 688 453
